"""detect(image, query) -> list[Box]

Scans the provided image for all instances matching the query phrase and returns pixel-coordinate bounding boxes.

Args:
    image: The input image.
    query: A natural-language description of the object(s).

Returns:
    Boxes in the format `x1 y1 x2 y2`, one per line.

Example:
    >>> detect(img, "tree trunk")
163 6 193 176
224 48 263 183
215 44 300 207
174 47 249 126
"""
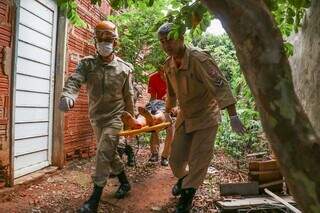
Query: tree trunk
201 0 320 212
290 1 320 136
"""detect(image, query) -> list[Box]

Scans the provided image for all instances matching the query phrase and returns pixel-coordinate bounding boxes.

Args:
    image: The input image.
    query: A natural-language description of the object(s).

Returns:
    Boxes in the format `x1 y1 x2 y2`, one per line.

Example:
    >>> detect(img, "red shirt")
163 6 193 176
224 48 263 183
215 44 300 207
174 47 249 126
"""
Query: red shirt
148 71 167 100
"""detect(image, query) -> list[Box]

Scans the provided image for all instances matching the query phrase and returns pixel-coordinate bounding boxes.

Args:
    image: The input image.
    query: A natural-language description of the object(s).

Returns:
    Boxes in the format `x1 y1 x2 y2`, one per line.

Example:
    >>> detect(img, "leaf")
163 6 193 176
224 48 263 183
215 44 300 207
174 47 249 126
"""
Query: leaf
264 0 278 11
284 42 294 56
110 0 121 9
148 0 155 7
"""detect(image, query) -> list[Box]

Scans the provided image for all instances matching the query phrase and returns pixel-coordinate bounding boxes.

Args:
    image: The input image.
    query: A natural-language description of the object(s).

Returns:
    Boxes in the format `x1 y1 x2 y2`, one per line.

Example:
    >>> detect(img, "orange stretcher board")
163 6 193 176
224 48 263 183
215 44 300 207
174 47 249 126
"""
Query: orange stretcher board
118 122 171 137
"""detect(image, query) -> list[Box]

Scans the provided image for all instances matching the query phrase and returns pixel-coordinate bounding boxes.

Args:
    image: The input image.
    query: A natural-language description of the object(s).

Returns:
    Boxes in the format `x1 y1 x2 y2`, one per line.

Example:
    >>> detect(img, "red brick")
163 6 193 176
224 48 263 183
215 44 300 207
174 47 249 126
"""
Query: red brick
64 1 110 160
0 0 11 188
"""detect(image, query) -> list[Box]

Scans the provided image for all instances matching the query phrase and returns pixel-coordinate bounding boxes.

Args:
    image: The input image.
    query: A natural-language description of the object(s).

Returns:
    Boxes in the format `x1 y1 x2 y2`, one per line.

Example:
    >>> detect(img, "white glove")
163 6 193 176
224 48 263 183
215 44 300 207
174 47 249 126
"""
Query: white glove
59 97 74 112
230 115 246 135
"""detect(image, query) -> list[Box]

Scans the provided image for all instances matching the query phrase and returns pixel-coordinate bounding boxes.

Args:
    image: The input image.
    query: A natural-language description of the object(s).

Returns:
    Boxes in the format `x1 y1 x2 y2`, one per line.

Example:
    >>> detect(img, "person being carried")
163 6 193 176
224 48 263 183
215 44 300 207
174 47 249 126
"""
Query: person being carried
147 67 176 166
121 103 171 129
116 82 143 167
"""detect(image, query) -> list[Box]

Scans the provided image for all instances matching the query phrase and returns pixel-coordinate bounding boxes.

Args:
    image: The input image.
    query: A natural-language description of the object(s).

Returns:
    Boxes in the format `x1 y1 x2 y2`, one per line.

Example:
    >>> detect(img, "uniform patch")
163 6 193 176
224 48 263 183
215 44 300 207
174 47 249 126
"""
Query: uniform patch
207 68 218 78
214 78 224 87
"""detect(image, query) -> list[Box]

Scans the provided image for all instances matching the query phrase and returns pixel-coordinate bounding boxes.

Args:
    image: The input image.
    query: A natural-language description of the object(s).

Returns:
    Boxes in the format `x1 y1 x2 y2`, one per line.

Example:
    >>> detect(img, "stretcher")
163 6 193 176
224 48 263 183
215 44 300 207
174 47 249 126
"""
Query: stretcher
118 122 171 137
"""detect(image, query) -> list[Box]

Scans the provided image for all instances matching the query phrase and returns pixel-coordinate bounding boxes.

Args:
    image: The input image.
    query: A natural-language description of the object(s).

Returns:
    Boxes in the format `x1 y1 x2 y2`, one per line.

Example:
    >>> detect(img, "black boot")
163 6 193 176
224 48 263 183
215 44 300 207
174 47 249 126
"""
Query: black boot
78 184 103 213
115 171 131 199
172 176 186 196
176 188 196 213
124 145 135 167
117 146 125 159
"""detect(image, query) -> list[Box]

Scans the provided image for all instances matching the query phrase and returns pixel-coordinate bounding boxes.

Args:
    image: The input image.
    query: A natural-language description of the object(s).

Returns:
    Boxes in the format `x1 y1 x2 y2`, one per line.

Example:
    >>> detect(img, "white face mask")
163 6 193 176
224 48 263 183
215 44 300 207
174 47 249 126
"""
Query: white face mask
97 42 113 57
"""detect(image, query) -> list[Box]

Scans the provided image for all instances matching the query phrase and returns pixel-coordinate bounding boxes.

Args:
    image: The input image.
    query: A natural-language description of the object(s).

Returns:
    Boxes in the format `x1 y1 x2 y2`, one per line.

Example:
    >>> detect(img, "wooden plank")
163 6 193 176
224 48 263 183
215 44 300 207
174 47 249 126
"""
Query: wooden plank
17 41 51 65
216 196 296 209
17 57 51 79
220 182 259 196
52 11 67 169
249 170 282 183
19 8 52 37
15 91 49 107
18 24 52 51
259 160 279 171
249 159 279 171
14 136 48 156
16 74 50 93
15 107 49 123
249 161 259 171
264 189 301 213
14 122 48 140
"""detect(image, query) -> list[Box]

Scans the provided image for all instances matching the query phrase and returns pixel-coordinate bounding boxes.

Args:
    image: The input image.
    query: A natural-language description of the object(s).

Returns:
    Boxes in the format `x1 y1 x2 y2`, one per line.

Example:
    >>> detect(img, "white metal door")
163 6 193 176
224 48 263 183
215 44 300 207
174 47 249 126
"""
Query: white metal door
13 0 57 178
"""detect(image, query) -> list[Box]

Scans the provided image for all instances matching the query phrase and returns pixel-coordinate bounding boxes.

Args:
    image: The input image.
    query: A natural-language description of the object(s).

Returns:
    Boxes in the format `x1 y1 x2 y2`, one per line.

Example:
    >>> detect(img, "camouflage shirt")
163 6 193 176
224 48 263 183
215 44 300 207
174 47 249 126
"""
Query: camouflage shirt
62 55 134 130
164 46 236 133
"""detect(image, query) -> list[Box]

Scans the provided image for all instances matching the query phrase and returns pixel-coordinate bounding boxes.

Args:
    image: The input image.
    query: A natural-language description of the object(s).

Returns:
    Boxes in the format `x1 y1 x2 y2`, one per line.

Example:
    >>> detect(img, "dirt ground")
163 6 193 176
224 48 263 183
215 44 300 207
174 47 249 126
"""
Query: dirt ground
0 146 245 213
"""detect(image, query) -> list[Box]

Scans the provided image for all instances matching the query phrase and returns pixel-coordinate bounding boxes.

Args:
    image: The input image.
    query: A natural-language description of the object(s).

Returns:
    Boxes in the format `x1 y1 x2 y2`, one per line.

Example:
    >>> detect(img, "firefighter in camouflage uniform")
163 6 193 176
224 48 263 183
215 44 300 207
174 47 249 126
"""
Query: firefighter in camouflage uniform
59 20 134 213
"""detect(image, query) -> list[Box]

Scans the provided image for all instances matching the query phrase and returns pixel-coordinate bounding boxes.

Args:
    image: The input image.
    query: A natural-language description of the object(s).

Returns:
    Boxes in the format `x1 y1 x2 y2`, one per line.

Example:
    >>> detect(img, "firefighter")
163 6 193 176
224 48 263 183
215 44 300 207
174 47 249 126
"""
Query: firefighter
158 23 246 213
59 20 134 212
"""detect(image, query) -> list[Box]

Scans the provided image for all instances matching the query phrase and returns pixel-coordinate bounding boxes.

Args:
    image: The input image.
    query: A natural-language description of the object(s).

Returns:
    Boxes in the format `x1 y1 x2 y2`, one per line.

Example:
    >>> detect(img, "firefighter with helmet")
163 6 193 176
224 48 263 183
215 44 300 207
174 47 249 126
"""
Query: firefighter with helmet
59 20 135 212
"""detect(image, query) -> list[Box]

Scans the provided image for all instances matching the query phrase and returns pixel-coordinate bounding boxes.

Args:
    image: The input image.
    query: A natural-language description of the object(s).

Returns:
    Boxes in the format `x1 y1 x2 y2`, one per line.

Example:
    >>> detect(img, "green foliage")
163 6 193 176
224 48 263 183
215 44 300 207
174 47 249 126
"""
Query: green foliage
56 0 86 27
265 0 311 36
264 0 311 56
108 1 168 82
106 0 311 38
194 35 268 158
109 0 150 9
59 0 312 40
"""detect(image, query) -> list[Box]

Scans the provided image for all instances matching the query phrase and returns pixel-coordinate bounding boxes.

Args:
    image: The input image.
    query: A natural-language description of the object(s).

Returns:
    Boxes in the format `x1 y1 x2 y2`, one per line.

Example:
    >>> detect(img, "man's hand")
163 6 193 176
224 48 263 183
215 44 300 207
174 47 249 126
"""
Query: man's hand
59 97 74 112
170 107 179 117
164 112 173 124
230 115 246 135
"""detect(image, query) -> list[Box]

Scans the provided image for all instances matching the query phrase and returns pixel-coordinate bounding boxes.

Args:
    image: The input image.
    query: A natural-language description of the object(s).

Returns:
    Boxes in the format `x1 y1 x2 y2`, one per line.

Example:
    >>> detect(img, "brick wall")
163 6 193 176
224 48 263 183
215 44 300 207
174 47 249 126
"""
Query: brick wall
0 0 12 187
64 0 111 160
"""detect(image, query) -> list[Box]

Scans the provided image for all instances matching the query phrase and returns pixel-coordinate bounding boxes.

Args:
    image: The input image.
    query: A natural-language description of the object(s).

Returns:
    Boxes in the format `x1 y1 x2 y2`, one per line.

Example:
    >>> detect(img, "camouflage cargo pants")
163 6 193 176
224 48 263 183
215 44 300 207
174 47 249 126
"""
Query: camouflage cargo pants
91 124 125 187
